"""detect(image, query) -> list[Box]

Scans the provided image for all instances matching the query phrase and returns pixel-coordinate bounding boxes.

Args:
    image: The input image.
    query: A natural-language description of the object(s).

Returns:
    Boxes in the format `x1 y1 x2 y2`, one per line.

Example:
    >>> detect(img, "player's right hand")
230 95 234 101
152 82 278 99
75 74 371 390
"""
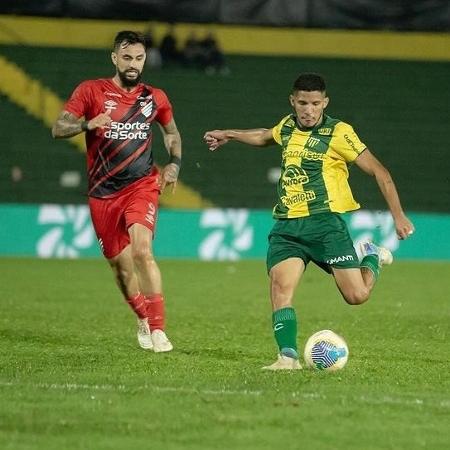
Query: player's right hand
203 130 229 151
87 110 113 130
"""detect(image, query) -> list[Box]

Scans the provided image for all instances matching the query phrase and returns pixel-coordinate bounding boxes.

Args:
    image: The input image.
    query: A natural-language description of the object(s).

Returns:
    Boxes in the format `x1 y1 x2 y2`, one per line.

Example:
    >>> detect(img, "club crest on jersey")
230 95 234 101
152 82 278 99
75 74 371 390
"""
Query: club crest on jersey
141 100 154 117
104 99 118 112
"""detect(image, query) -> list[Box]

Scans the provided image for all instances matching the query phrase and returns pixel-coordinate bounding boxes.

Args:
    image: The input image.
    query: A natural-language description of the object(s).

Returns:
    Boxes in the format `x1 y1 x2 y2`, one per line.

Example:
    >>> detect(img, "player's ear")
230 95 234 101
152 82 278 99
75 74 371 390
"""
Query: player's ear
111 52 117 67
323 96 329 109
289 94 295 107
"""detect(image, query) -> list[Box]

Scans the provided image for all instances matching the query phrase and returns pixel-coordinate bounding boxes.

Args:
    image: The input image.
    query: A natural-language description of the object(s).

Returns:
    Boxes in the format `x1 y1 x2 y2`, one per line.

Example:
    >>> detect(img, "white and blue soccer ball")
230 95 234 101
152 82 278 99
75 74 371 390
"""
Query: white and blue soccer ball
303 330 349 371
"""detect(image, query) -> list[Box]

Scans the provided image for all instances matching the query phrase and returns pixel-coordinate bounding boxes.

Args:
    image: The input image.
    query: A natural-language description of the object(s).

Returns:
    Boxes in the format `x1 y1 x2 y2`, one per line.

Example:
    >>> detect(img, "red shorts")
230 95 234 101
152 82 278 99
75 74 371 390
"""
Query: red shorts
89 173 160 259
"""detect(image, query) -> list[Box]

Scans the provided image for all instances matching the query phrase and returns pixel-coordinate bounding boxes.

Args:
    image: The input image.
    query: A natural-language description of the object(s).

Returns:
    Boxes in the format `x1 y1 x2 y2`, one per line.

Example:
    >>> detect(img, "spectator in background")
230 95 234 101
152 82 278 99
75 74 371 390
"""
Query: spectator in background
182 31 202 68
199 32 229 75
144 25 162 70
159 25 181 67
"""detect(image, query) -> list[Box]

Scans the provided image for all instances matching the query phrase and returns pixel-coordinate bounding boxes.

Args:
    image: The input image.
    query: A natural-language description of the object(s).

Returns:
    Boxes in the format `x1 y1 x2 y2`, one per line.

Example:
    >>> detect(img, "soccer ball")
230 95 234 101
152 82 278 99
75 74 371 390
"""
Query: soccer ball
303 330 349 371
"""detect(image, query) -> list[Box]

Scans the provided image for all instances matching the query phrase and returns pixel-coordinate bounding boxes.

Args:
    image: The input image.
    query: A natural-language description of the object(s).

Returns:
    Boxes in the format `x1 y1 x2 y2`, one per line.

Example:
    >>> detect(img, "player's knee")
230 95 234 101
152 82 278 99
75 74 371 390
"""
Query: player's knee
131 244 153 265
270 272 294 305
343 287 370 305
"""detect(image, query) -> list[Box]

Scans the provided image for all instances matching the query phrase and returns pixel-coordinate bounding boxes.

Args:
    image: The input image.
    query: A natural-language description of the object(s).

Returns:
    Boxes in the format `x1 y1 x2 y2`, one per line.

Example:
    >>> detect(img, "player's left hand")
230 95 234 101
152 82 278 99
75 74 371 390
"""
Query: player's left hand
159 163 180 193
394 214 415 240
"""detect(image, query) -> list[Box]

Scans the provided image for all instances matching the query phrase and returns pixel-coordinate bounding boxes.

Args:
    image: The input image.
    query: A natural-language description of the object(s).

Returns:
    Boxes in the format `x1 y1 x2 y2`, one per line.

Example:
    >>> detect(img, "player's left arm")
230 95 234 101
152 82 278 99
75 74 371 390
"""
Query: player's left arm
355 149 415 240
158 118 182 193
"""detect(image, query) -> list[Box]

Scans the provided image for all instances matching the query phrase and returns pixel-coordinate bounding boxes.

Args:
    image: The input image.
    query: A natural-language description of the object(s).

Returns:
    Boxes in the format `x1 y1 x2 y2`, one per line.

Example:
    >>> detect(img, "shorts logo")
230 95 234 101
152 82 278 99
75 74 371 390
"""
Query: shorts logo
327 255 354 264
98 238 105 253
145 202 156 225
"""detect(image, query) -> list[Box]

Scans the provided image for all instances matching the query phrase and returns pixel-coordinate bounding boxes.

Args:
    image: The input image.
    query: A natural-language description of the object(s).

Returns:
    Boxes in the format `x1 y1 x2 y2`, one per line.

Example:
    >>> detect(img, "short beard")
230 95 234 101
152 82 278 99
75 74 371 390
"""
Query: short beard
118 69 142 87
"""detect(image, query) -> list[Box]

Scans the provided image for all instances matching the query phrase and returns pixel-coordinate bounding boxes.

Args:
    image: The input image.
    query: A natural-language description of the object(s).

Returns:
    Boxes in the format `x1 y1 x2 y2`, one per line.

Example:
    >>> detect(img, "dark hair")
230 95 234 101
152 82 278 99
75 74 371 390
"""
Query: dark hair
293 73 326 93
113 30 147 51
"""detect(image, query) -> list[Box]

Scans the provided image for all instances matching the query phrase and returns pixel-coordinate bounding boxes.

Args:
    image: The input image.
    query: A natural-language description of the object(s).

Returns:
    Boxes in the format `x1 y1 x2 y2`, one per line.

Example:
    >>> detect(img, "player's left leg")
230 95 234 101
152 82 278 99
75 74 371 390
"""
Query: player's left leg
128 223 173 352
332 242 393 305
107 246 154 350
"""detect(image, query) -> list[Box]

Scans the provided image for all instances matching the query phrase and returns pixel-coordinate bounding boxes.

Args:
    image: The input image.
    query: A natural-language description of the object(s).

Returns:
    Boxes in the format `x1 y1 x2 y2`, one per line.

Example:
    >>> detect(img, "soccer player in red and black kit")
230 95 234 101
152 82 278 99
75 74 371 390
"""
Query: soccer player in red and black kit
52 31 182 352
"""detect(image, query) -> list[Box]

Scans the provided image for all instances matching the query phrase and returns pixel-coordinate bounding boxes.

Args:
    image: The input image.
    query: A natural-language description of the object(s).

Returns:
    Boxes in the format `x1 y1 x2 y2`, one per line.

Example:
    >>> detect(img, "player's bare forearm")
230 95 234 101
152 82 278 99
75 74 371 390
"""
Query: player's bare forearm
159 119 182 192
204 128 275 150
52 111 85 139
52 110 112 139
375 170 415 239
375 170 403 217
355 149 414 239
164 131 182 160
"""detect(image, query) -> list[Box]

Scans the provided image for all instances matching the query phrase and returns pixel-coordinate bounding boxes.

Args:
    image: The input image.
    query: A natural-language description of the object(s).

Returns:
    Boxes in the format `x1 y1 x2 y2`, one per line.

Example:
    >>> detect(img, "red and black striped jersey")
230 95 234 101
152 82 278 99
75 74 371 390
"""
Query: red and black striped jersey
64 78 173 198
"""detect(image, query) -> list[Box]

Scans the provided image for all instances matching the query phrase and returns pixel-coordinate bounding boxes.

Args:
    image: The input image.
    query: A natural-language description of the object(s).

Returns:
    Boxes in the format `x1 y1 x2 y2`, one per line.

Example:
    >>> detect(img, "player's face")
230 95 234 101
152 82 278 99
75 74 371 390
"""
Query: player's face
112 43 146 87
290 90 329 128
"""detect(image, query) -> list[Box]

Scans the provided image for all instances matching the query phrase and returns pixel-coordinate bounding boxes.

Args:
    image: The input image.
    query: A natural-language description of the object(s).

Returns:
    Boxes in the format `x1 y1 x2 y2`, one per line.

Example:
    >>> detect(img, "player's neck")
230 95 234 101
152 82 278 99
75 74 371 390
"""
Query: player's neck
111 75 140 93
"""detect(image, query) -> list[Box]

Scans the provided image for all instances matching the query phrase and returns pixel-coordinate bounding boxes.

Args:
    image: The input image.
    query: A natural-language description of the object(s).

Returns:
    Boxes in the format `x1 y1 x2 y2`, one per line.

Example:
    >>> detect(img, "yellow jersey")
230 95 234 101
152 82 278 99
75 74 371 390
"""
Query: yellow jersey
271 114 367 218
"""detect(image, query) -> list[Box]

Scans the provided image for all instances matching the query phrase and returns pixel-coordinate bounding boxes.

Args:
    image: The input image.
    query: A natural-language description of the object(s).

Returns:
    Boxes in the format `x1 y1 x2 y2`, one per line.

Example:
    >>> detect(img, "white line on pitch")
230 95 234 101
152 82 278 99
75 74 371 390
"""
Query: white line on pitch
0 380 449 409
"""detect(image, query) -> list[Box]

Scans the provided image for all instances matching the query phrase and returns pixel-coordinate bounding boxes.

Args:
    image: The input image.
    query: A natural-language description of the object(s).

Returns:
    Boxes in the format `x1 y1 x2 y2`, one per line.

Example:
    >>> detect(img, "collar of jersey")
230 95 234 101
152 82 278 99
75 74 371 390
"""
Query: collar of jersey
294 114 329 132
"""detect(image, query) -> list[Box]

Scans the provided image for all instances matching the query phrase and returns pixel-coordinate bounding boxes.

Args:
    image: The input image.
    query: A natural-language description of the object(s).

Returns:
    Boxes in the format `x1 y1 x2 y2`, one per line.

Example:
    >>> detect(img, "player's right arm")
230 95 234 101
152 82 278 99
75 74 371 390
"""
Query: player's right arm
52 110 112 139
203 128 275 151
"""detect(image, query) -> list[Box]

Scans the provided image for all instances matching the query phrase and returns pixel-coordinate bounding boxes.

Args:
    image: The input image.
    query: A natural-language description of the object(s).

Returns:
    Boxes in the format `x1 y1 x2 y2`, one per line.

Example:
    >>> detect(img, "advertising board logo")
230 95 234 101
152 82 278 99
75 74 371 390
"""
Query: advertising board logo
37 205 95 258
199 209 253 260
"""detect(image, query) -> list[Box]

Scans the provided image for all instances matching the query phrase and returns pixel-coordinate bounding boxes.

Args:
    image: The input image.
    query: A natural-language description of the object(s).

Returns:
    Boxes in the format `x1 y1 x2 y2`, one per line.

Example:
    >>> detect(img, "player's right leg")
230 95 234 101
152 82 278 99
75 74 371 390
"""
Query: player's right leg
128 223 173 353
262 257 305 370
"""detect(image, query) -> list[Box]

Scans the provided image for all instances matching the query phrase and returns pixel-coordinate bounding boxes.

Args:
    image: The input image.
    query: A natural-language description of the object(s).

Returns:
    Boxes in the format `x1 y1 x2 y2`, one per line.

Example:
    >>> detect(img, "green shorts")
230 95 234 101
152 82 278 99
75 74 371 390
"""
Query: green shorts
266 213 360 273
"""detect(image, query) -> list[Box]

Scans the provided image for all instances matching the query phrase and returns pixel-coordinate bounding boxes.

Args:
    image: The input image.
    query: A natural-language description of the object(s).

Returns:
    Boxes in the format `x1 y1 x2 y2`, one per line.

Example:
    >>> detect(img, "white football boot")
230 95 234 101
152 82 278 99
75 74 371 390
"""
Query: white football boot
262 354 303 371
137 318 153 350
151 329 173 353
360 241 393 266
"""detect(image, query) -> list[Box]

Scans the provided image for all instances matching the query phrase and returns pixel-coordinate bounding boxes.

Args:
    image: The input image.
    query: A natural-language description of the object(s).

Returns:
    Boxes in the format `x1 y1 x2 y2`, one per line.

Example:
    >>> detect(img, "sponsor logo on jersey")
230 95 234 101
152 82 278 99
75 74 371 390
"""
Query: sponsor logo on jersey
281 165 309 188
281 191 316 206
104 99 118 112
283 149 326 161
318 127 332 135
105 92 122 98
344 133 359 152
326 254 355 264
104 121 151 140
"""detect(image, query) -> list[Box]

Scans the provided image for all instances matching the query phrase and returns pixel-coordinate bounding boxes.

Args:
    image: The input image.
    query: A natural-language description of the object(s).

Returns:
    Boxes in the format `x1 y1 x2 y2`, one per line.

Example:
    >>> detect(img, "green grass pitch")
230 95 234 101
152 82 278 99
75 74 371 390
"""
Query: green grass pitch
0 257 449 449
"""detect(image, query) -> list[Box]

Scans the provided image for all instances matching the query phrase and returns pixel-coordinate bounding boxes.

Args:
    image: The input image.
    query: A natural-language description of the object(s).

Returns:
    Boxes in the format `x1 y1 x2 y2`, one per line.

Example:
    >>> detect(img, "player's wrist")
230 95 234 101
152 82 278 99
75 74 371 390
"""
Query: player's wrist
169 155 181 168
81 120 90 132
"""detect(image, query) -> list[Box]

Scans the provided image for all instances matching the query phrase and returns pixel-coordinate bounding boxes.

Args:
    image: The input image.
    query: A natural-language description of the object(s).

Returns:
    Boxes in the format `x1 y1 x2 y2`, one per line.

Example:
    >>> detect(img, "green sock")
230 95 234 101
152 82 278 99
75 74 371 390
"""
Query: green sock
272 307 298 359
360 254 380 281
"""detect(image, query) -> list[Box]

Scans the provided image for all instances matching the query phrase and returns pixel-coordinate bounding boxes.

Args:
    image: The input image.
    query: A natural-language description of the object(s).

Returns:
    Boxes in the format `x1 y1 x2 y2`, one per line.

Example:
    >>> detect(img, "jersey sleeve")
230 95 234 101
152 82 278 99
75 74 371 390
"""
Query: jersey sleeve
333 122 367 162
63 81 92 118
271 115 291 145
153 89 173 126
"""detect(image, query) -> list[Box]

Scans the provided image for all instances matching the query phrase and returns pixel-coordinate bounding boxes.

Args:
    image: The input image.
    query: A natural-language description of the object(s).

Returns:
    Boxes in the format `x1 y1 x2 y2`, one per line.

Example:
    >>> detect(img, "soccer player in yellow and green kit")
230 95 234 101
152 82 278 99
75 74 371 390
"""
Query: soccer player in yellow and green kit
204 73 415 370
